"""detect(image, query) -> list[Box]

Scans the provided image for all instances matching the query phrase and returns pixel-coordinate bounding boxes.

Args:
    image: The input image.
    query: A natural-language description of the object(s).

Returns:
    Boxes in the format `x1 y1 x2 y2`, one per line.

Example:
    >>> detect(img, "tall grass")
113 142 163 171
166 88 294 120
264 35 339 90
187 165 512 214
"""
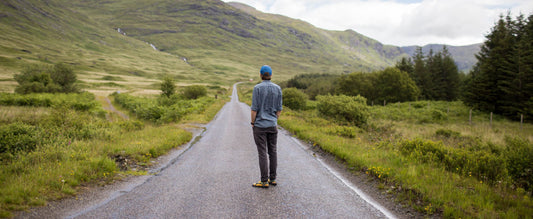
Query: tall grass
0 90 231 217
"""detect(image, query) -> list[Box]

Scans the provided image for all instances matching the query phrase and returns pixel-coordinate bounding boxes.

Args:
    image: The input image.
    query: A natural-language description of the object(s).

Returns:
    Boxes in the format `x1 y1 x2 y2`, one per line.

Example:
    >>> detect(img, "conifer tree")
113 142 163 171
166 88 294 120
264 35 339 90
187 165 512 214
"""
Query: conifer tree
464 13 533 120
440 46 460 101
520 15 533 118
395 57 414 77
412 47 430 99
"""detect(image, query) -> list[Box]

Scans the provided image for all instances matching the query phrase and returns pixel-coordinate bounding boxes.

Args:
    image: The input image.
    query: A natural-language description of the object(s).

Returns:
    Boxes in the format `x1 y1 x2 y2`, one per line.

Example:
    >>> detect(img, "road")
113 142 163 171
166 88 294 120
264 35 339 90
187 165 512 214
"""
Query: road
65 84 395 218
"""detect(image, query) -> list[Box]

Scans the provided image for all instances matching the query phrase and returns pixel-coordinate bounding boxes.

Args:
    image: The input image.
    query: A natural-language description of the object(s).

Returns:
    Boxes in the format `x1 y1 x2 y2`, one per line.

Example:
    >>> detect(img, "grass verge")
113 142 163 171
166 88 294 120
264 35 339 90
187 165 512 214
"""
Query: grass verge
237 84 533 218
0 89 230 218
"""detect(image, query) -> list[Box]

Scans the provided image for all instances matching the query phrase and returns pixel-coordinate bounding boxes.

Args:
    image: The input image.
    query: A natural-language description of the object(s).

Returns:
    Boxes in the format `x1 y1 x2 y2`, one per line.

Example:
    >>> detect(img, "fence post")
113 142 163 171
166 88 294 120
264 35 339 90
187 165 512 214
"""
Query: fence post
521 114 524 130
469 109 472 126
384 100 386 106
490 112 493 128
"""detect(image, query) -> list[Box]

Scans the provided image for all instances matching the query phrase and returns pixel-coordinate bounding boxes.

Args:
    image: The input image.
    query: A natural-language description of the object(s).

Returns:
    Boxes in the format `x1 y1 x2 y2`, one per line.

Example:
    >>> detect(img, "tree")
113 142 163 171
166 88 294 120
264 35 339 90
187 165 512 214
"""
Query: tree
412 47 431 99
14 64 61 94
463 13 533 120
50 63 78 93
374 67 420 103
427 46 460 101
160 76 176 97
395 57 414 78
337 72 377 102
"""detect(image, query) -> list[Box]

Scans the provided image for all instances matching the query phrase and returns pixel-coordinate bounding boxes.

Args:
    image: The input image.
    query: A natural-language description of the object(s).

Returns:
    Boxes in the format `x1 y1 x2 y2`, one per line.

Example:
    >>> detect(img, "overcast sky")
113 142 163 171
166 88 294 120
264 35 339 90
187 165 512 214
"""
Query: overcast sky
221 0 533 46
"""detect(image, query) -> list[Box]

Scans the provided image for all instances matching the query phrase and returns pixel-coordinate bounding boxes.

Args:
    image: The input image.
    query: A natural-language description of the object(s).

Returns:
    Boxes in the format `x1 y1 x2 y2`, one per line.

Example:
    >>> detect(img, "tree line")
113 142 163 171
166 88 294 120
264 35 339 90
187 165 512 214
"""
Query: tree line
282 45 461 106
283 13 532 121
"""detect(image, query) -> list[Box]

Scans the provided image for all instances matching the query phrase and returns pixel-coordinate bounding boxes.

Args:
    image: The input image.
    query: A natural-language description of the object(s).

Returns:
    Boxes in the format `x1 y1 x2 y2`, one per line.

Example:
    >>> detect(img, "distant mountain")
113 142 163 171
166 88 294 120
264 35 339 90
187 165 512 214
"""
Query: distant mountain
0 0 480 92
401 44 481 72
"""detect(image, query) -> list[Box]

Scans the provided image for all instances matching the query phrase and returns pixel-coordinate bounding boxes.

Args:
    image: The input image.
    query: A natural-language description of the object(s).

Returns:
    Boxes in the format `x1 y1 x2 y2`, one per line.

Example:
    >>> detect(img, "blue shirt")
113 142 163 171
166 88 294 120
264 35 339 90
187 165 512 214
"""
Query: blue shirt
251 80 283 128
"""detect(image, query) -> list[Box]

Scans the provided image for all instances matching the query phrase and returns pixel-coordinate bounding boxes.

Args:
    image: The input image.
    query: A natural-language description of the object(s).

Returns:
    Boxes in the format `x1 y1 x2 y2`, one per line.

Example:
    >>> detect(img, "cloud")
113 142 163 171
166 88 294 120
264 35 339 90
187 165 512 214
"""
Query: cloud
224 0 533 46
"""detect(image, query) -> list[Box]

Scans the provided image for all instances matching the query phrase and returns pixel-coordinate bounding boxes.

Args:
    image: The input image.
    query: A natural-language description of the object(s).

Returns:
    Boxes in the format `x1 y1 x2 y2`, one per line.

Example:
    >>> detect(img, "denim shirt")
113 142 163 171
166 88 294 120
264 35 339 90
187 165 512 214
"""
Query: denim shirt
251 80 283 128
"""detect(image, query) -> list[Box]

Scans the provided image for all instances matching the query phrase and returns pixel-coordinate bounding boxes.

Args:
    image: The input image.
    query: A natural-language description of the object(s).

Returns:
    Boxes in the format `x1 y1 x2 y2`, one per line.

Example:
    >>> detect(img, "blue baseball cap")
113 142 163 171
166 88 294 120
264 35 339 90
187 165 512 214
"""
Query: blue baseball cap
260 65 272 76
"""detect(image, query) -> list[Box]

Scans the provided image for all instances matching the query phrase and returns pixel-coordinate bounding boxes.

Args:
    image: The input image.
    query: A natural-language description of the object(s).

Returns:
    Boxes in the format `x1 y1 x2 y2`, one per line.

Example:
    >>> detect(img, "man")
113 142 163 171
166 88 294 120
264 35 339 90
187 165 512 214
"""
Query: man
251 65 283 188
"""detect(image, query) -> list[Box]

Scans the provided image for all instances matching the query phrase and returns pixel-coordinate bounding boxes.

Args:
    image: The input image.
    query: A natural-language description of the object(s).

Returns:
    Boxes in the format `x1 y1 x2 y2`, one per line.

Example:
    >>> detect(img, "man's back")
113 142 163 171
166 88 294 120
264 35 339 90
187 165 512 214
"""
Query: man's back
251 80 283 128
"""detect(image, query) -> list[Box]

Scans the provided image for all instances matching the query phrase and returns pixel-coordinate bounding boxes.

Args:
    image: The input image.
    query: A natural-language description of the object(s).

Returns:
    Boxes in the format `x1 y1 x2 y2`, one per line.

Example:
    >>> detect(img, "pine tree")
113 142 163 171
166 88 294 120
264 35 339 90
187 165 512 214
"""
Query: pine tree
425 49 439 99
395 57 414 77
465 15 511 113
464 13 533 120
440 46 460 101
521 15 533 119
412 47 430 99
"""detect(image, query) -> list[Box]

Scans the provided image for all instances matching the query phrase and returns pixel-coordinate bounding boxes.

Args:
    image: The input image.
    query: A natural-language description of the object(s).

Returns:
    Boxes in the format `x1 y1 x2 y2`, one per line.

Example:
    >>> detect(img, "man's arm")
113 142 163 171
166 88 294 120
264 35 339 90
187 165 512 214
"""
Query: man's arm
251 110 257 127
276 110 281 118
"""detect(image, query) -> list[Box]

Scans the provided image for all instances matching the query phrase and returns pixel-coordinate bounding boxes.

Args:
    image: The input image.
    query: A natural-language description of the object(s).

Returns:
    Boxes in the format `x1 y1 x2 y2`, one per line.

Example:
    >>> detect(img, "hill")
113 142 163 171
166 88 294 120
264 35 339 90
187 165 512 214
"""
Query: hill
401 44 481 72
0 0 480 93
0 0 409 93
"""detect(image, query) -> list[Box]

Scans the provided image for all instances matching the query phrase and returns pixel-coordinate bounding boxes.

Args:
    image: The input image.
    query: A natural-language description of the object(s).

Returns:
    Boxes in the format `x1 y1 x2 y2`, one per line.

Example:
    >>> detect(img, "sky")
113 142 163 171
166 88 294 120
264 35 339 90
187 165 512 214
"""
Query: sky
221 0 533 46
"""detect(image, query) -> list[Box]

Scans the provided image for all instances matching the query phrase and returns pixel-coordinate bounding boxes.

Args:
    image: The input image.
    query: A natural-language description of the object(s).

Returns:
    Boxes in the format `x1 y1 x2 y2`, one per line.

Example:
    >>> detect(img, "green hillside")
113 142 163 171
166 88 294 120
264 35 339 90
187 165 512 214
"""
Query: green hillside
0 0 411 94
0 0 207 94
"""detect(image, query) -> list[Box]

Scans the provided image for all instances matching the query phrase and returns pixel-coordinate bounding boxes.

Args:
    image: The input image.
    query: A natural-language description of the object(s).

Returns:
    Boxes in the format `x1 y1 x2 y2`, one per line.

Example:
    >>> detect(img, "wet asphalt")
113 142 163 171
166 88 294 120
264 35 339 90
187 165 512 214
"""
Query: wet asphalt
70 84 389 218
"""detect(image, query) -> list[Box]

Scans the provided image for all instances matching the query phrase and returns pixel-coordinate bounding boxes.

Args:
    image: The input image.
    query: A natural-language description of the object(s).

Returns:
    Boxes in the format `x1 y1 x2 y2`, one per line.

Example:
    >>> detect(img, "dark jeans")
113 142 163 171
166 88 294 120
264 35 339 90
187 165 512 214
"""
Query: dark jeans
253 126 278 182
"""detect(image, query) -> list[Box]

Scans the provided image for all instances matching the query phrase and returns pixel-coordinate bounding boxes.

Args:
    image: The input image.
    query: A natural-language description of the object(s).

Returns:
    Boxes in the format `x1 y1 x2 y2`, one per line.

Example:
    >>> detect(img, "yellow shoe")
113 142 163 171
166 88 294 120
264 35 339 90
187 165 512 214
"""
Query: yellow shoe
252 181 269 188
268 179 277 186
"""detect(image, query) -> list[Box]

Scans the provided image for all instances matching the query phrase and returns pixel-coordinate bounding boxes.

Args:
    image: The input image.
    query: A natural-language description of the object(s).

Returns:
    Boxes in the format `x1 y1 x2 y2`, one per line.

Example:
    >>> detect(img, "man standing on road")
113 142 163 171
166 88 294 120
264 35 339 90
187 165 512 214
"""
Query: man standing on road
251 65 283 188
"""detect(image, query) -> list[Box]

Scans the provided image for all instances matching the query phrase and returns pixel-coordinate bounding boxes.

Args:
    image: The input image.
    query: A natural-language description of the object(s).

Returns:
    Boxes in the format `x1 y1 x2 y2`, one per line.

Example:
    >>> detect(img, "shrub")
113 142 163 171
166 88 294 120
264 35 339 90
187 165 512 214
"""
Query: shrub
399 138 507 184
112 93 213 123
435 129 461 138
505 137 533 192
431 109 448 121
0 123 39 155
14 63 78 94
0 92 99 111
316 94 369 127
182 85 207 100
283 88 308 110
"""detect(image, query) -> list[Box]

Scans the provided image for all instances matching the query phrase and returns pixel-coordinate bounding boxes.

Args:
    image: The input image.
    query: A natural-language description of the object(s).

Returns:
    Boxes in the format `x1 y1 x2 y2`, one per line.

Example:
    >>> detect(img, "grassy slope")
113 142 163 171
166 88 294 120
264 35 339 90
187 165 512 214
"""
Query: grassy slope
0 0 202 94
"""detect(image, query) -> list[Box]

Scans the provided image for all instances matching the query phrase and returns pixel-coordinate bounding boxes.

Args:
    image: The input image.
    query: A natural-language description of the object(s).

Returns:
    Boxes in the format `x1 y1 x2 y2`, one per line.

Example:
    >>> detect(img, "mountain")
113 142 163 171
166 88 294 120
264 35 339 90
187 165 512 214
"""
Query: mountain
0 0 479 93
401 44 481 72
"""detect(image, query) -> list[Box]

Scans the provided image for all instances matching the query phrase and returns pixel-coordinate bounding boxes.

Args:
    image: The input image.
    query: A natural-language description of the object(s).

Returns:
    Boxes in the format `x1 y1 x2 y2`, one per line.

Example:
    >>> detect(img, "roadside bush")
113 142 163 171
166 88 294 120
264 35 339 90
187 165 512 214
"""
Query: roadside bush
112 92 213 123
0 123 39 155
182 85 207 100
283 88 308 110
505 137 533 192
316 94 369 127
399 138 507 184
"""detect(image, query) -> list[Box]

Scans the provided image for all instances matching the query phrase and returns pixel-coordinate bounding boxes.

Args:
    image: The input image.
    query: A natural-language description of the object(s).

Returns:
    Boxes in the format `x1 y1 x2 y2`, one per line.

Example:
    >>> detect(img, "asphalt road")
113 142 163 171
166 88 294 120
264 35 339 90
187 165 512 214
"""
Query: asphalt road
68 84 394 218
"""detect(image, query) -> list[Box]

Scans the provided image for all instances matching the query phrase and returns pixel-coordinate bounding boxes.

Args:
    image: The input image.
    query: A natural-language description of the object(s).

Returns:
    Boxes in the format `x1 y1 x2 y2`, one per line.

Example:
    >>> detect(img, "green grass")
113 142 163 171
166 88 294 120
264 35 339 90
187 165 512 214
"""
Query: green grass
238 84 533 218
